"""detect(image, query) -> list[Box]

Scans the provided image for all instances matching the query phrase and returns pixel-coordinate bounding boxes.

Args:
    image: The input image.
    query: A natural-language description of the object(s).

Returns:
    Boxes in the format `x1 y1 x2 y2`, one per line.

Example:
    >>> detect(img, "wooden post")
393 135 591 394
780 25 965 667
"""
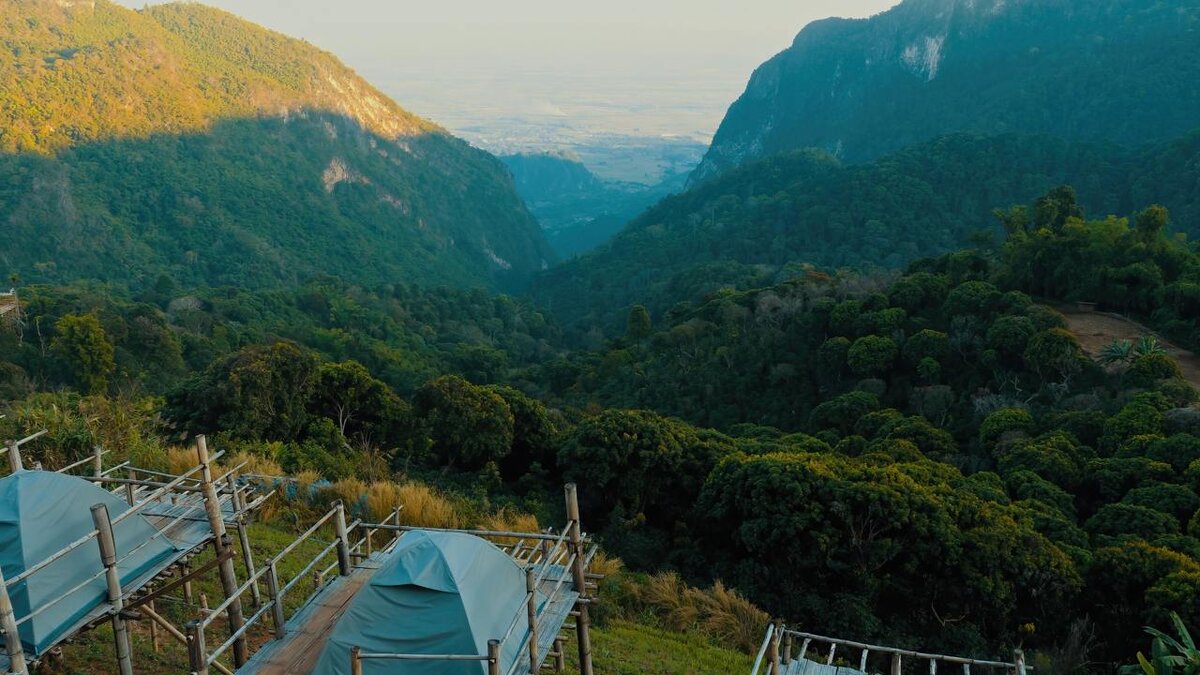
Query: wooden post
768 626 780 675
798 638 811 661
349 646 363 675
182 562 194 604
930 659 938 674
266 559 286 639
487 639 501 675
92 445 103 478
197 436 248 667
963 664 971 675
187 619 208 675
334 501 352 576
783 633 792 665
227 476 261 607
7 440 22 473
564 484 593 675
891 653 902 675
149 598 160 652
525 567 539 674
1014 650 1027 675
125 468 136 506
0 565 28 674
553 637 566 673
91 504 133 675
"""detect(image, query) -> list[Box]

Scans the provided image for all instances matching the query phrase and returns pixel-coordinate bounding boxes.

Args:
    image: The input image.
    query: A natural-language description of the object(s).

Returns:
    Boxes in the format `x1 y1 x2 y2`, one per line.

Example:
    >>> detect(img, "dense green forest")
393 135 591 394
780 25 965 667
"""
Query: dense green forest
694 0 1200 180
0 0 554 290
4 188 1200 669
534 132 1200 335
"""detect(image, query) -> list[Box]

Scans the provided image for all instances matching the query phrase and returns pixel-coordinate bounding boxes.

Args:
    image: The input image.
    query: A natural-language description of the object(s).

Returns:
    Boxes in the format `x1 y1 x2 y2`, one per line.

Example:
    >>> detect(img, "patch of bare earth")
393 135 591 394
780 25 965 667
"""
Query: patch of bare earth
1059 307 1200 389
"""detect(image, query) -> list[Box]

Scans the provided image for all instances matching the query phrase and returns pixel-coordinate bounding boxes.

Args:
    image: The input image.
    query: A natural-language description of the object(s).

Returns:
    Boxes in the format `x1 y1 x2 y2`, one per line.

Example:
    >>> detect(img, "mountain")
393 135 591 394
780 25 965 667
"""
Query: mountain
0 0 554 290
693 0 1200 182
533 131 1200 332
501 152 687 257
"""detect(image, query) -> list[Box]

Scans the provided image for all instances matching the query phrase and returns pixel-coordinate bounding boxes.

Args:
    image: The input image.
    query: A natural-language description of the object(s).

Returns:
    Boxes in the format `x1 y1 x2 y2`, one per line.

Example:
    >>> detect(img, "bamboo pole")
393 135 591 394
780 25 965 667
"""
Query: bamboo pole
564 484 593 675
187 620 208 675
265 560 286 639
768 626 780 675
227 476 261 607
125 468 136 506
553 637 565 673
93 445 103 477
91 504 133 675
488 639 501 675
783 633 792 665
0 564 28 674
335 501 352 576
149 598 160 652
526 567 539 674
141 606 234 675
350 646 363 675
197 436 247 667
6 440 22 473
891 654 902 675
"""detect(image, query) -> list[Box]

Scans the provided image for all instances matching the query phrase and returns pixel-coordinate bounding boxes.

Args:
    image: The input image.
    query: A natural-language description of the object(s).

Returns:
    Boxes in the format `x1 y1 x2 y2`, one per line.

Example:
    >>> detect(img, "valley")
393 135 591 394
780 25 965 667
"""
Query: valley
2 1 1200 673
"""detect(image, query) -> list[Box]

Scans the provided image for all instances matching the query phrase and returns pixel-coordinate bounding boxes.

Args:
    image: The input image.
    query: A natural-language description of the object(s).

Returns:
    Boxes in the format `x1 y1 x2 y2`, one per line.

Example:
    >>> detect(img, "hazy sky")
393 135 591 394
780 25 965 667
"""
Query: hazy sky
114 1 900 155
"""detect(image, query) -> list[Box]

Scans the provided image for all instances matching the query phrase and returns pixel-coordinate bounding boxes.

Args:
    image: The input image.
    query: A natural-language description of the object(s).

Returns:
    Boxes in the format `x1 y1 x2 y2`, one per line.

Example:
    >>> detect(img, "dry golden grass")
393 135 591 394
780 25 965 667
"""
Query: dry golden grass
294 470 322 495
694 581 770 653
230 451 283 477
393 482 461 529
645 572 700 632
364 481 405 523
478 507 540 544
164 446 201 476
327 478 368 510
590 551 624 578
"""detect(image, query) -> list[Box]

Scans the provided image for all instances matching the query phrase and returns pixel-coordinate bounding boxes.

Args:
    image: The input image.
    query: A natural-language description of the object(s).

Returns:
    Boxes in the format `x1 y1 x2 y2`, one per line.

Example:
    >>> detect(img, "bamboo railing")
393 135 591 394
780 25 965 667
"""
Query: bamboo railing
750 625 1029 675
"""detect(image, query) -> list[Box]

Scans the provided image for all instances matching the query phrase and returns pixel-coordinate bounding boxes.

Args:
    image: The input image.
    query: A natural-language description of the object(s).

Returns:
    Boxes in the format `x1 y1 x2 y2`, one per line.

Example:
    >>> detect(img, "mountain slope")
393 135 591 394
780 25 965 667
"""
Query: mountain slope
0 0 553 289
693 0 1200 182
532 131 1200 332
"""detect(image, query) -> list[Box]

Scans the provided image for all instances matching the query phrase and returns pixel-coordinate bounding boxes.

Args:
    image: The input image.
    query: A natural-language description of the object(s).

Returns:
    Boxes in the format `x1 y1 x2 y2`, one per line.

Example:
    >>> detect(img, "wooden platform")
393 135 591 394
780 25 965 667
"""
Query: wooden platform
239 557 383 674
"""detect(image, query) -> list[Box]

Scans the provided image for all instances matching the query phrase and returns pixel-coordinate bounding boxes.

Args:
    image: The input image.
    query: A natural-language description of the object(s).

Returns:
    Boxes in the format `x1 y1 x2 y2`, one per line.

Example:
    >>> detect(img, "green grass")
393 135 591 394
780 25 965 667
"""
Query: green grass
567 619 754 675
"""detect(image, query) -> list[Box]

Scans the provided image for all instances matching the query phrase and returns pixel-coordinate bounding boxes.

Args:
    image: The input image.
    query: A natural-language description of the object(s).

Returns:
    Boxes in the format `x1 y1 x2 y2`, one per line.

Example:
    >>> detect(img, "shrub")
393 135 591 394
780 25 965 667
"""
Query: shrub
847 335 899 378
980 408 1034 449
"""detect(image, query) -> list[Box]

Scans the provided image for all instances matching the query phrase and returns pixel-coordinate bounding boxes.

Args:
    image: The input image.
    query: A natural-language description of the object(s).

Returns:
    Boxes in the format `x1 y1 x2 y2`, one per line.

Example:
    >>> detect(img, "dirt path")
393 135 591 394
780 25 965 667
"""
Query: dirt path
1059 307 1200 389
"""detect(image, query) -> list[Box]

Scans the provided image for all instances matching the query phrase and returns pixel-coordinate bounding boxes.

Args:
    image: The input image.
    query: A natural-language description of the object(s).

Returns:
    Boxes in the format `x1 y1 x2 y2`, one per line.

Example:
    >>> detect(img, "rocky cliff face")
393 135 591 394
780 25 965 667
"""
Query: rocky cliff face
692 0 1200 183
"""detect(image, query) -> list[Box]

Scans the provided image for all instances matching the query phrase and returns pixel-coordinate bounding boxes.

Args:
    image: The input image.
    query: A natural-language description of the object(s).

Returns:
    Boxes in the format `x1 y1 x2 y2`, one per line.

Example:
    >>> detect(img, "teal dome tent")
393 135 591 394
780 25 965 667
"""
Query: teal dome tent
313 530 545 675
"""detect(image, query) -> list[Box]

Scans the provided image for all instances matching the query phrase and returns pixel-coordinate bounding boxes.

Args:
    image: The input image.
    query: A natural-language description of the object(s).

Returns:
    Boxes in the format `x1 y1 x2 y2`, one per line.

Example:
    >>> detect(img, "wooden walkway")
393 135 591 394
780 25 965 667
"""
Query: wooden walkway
239 556 383 674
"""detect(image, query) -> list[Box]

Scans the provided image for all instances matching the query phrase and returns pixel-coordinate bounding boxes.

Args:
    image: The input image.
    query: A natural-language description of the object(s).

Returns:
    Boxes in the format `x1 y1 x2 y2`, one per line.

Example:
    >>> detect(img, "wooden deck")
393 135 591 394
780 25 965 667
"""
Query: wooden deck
239 557 383 674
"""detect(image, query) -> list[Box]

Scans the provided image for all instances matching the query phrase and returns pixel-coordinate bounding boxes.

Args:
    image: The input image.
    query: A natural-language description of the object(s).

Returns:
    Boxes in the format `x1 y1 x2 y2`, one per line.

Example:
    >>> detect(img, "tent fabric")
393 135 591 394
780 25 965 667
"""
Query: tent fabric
314 531 546 675
0 470 179 656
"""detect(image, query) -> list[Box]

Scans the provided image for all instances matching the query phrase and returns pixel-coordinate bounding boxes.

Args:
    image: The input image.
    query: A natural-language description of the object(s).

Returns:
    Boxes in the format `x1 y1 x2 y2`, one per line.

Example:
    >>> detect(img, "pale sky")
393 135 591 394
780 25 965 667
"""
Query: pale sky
114 1 900 157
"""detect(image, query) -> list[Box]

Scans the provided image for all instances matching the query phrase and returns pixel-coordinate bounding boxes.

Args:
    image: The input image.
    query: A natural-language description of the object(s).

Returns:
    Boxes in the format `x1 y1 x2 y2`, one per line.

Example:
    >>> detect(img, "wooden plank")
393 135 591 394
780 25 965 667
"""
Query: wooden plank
240 562 379 675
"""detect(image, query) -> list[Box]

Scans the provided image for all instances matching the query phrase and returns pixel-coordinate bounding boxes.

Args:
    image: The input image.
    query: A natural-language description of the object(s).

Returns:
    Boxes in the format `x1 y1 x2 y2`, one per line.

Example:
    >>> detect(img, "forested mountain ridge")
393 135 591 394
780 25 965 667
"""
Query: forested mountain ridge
693 0 1200 182
0 0 554 289
535 131 1200 333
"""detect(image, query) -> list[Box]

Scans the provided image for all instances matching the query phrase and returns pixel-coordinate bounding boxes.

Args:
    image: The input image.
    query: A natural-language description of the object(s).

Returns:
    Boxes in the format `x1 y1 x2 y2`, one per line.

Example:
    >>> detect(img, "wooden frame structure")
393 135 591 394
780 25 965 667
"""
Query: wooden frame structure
751 625 1029 675
235 484 599 675
0 433 269 675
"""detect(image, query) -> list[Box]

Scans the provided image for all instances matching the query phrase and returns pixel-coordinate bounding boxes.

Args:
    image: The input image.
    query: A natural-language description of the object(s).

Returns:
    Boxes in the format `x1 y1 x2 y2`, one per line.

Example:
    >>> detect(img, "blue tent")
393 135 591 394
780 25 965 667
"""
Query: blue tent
313 531 545 675
0 471 179 656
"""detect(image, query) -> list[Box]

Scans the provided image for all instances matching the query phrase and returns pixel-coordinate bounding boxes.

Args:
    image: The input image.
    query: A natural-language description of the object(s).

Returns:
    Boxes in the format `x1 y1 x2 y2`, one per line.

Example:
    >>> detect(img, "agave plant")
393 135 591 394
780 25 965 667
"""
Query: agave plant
1135 335 1168 358
1100 339 1136 365
1122 613 1200 675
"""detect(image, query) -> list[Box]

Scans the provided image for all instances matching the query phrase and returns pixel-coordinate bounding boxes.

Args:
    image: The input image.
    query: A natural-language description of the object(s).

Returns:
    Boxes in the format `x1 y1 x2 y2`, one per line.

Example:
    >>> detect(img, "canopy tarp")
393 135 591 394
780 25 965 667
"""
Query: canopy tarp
0 470 179 656
314 530 545 675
